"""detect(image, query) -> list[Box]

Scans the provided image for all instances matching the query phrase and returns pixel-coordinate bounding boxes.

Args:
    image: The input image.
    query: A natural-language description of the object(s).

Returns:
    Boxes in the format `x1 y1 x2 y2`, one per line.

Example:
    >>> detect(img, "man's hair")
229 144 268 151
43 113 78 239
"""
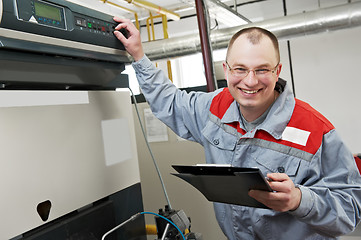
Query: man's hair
226 27 280 62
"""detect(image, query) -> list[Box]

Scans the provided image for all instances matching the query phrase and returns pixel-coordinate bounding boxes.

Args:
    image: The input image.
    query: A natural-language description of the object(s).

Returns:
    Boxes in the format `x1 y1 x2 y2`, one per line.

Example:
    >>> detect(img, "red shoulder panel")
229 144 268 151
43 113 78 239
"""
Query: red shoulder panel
255 99 335 154
209 88 235 119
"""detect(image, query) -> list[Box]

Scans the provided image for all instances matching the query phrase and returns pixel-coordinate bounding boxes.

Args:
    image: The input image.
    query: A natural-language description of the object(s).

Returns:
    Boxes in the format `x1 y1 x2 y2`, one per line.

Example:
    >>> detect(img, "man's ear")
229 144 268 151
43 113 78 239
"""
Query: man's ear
276 63 282 77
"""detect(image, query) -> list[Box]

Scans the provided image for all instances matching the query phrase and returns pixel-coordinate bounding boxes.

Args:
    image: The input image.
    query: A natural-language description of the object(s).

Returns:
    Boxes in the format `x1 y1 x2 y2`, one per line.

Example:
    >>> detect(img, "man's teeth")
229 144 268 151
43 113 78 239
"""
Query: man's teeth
242 89 258 94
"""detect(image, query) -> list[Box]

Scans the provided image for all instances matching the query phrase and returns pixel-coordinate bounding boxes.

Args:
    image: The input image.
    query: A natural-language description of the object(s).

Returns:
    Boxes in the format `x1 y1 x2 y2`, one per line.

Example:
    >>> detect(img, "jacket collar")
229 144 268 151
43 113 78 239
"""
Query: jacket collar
220 79 295 139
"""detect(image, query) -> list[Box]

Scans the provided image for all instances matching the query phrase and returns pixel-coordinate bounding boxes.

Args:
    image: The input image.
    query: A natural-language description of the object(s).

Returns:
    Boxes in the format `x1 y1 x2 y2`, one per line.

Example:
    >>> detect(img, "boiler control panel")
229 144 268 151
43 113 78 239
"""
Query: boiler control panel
0 0 129 61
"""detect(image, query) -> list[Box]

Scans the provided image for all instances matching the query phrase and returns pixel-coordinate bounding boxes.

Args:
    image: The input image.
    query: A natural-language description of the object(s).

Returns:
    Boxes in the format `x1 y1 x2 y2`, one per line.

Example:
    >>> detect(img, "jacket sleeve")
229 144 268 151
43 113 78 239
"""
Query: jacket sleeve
290 129 361 236
132 55 218 143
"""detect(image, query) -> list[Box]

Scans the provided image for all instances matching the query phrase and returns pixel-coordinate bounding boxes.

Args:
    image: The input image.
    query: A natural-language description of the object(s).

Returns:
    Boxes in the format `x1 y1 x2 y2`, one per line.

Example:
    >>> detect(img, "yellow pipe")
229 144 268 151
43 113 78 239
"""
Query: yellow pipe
161 15 173 81
146 12 156 41
167 60 173 81
161 14 168 39
146 13 158 68
145 13 173 81
101 0 140 29
146 224 190 236
124 0 180 21
145 224 158 235
146 19 151 41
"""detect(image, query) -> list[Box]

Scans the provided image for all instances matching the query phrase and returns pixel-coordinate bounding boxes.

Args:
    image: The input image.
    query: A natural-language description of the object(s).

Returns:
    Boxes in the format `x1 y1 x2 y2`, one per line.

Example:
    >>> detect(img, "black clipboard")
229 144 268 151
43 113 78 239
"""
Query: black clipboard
171 165 272 208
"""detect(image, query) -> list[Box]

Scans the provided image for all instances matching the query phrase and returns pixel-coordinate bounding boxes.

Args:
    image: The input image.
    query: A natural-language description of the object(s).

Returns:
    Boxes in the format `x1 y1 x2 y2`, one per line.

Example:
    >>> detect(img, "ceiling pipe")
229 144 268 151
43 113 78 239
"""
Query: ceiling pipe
143 1 361 61
101 0 140 29
124 0 180 21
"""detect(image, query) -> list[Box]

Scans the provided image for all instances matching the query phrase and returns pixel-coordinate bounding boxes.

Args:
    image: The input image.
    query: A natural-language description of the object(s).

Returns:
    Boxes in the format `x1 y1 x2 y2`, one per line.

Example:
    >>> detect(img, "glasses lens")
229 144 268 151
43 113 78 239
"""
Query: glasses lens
233 70 247 78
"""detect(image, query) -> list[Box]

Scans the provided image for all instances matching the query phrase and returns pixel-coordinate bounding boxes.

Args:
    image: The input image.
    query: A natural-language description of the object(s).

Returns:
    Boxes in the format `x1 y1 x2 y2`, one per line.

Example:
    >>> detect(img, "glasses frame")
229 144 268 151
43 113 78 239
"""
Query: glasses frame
225 61 280 80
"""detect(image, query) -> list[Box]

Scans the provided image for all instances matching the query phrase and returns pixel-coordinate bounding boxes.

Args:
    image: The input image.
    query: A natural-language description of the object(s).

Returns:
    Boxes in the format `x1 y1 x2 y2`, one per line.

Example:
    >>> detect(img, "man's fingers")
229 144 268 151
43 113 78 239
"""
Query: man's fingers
113 17 136 33
112 17 144 61
113 30 125 42
267 173 289 181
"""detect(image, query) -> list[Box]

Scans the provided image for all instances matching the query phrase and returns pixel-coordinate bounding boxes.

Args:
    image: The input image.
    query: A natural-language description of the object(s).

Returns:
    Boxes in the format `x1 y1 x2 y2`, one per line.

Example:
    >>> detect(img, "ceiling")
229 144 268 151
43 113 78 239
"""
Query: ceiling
67 0 254 22
66 0 360 31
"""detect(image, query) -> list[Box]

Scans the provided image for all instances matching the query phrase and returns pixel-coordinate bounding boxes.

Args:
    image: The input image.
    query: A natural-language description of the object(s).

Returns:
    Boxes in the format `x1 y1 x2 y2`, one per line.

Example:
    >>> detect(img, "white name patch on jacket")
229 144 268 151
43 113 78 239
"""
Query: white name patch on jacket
282 126 311 146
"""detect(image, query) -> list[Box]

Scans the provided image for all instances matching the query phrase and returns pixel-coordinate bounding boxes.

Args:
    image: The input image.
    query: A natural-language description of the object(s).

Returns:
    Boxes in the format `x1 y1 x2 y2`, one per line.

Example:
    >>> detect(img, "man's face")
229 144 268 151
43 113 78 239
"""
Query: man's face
223 34 282 121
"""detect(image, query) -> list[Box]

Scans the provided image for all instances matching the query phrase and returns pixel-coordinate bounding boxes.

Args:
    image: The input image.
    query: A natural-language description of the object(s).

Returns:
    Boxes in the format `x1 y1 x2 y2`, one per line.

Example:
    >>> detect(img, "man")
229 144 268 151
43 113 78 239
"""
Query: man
113 17 361 239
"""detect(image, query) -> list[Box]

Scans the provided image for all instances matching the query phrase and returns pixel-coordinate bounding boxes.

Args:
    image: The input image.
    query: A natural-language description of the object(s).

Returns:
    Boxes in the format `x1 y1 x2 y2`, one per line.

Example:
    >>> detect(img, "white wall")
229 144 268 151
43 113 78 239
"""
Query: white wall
285 27 361 153
133 102 227 240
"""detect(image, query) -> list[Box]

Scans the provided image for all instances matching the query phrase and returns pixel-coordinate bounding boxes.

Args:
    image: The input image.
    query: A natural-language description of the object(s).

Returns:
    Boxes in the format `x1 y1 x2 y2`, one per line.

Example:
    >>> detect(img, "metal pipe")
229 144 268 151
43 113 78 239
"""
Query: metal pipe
124 0 180 21
161 223 170 240
101 213 140 240
195 0 217 92
143 2 361 61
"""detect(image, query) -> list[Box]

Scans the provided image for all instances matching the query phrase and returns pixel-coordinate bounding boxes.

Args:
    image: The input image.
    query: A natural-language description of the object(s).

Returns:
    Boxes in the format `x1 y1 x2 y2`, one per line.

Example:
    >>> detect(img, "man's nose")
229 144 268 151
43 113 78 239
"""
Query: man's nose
243 70 258 86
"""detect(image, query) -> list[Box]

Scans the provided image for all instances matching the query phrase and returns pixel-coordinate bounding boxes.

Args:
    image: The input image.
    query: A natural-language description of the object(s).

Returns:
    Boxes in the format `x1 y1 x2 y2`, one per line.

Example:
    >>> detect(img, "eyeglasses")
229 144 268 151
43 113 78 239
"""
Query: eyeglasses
225 61 279 80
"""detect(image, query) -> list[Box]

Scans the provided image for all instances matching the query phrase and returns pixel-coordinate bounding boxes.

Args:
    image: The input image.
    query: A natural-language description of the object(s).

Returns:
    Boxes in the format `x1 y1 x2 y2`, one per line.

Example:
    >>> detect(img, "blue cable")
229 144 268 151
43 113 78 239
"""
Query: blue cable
141 211 186 240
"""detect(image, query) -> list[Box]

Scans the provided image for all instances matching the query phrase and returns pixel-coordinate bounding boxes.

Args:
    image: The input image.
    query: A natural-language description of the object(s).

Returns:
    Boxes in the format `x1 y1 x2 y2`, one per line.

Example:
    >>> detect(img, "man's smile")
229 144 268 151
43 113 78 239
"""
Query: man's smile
240 88 260 94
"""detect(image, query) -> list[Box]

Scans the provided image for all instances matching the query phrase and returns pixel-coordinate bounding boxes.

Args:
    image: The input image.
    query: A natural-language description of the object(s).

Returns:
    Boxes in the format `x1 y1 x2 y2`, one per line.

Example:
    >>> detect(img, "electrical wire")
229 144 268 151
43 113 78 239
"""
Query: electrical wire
140 211 186 240
101 211 186 240
127 89 187 240
128 87 172 209
282 0 296 97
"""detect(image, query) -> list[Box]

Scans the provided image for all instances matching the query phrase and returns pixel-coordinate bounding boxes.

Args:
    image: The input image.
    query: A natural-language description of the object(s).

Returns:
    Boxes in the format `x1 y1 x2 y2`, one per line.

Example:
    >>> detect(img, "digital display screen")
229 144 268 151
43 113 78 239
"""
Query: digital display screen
34 1 62 22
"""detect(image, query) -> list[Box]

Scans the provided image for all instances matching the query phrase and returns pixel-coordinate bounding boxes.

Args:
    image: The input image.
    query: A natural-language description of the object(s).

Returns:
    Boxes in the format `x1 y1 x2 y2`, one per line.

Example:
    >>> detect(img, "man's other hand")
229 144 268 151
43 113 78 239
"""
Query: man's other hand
248 173 301 212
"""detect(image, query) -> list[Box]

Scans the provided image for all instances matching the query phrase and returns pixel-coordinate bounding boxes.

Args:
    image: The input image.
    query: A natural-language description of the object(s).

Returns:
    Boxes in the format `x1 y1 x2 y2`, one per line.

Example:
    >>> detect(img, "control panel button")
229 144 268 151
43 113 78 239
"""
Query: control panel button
75 17 87 28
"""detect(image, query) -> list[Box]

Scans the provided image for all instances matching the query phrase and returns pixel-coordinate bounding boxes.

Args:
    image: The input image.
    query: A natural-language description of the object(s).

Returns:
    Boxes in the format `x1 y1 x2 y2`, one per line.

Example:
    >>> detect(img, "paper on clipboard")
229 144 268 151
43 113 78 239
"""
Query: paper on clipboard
171 164 272 208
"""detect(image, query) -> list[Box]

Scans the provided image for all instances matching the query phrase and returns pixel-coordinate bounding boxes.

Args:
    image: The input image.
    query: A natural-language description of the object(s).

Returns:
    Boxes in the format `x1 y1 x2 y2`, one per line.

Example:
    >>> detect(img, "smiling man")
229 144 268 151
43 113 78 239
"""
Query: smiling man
224 27 281 122
113 17 361 240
